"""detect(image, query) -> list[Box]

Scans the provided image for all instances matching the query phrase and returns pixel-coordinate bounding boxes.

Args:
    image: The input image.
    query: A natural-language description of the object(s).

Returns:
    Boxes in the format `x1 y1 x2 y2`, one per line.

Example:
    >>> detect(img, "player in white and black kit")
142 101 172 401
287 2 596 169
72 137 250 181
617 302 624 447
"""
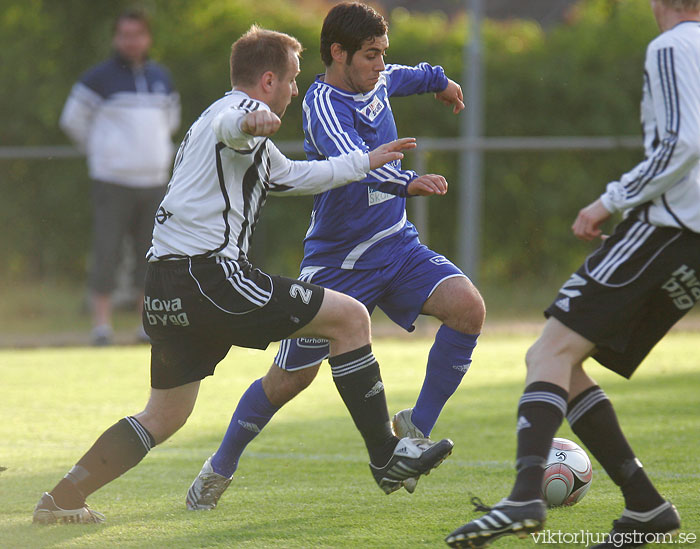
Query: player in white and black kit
186 2 481 512
33 26 453 525
447 1 700 547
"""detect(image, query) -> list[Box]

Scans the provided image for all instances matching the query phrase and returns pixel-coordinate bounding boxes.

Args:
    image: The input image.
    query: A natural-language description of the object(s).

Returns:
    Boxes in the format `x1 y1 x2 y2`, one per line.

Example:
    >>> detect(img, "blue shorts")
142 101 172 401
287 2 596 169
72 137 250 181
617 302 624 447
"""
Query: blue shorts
274 243 466 370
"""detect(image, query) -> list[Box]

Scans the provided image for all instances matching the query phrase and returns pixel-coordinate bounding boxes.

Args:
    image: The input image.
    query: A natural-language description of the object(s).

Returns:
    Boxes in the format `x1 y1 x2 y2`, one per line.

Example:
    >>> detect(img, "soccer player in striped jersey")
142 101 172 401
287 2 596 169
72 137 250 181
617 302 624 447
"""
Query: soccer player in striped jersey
447 1 700 547
32 25 452 525
187 2 484 509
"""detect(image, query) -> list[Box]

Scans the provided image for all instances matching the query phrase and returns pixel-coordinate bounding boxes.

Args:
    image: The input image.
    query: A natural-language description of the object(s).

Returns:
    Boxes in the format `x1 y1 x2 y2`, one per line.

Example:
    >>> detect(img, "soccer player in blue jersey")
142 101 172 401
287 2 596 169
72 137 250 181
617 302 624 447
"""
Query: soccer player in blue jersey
187 2 485 509
33 25 450 525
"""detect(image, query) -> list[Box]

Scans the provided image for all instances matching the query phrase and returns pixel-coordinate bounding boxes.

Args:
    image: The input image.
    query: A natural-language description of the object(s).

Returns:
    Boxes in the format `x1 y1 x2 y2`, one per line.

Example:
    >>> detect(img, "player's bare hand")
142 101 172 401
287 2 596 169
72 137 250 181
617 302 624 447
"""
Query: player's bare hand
241 111 281 137
368 137 417 169
572 198 612 241
407 174 448 196
435 79 465 114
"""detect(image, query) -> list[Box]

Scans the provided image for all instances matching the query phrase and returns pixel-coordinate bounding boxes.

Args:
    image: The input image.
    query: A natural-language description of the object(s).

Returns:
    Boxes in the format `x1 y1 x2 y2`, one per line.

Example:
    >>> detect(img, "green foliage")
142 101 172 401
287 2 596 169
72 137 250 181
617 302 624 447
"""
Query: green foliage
2 335 699 547
0 0 661 287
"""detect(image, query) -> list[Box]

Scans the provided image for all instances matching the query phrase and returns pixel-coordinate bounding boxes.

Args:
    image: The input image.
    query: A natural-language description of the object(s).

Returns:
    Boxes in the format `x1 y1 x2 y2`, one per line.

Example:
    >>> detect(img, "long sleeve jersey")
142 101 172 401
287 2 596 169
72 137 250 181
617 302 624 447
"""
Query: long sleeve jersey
601 21 700 232
300 63 449 270
148 91 371 263
60 54 181 187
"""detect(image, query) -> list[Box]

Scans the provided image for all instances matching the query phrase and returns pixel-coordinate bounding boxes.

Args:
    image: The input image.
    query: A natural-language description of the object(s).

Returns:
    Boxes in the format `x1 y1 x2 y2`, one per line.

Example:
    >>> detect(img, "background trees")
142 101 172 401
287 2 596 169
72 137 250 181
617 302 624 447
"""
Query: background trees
0 0 658 293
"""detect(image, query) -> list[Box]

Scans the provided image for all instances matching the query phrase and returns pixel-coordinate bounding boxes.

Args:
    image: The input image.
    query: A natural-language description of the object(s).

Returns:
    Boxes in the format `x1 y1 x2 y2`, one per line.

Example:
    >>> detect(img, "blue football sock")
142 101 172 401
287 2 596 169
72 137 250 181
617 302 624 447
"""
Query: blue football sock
411 325 479 436
210 378 279 478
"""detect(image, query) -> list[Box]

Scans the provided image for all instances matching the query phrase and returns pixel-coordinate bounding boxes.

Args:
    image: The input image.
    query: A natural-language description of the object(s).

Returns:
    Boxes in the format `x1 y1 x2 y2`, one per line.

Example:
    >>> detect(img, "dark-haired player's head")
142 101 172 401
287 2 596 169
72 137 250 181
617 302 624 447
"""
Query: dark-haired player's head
320 2 388 67
230 25 303 117
321 3 389 94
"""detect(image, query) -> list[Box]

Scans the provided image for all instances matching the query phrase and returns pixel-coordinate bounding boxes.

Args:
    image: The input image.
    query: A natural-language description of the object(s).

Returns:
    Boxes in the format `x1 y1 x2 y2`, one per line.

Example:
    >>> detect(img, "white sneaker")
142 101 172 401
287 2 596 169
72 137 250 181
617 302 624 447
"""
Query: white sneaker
186 456 232 510
33 492 105 524
392 409 425 493
370 437 453 495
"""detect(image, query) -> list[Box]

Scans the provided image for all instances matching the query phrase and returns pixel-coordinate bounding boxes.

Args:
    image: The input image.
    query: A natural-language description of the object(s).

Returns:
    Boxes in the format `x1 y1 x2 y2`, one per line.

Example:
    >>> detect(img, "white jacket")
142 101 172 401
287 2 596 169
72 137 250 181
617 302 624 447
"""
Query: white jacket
60 55 180 187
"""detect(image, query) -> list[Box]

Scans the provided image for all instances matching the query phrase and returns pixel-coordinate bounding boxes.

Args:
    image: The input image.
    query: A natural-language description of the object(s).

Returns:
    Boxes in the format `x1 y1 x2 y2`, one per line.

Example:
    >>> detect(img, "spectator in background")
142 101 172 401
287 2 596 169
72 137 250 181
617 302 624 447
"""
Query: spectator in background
60 8 180 345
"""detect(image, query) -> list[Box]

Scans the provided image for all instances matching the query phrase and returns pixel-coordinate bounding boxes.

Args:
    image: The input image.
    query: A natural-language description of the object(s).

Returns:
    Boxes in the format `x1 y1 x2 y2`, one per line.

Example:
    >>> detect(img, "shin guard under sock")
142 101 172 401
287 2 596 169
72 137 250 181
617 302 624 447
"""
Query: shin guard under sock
210 378 279 478
567 386 664 511
412 326 478 436
51 416 155 509
509 382 568 502
329 345 398 466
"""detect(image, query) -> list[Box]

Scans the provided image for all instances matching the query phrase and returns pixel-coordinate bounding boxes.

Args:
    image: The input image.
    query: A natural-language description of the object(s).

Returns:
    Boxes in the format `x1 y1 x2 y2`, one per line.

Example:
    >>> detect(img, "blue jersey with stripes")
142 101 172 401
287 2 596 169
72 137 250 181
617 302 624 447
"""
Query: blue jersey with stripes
300 62 448 270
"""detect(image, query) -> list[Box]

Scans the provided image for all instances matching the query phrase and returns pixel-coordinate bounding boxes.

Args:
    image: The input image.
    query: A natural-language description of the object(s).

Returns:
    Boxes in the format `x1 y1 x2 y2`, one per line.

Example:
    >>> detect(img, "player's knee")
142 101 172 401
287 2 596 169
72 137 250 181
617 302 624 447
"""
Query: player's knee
333 296 370 341
525 333 580 376
265 365 318 406
345 298 371 338
525 341 542 373
137 406 191 444
444 285 486 334
282 371 314 399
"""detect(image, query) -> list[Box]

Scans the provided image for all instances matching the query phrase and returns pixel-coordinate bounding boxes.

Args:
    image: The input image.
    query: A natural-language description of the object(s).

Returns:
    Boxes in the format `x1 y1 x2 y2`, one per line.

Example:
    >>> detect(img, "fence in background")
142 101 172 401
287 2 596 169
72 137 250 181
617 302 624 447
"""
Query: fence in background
1 135 642 279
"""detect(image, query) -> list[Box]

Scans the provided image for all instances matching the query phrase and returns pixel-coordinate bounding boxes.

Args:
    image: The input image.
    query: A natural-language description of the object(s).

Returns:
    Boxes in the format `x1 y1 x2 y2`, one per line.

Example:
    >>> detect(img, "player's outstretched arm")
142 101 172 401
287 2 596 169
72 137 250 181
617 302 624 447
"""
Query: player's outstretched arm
407 174 448 196
435 79 465 114
368 137 416 170
266 138 415 196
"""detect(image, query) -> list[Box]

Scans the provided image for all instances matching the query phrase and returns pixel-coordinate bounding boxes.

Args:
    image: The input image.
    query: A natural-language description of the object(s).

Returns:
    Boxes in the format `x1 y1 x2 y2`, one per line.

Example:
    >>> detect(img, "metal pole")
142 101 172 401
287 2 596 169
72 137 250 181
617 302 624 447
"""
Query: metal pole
411 149 429 245
458 0 484 281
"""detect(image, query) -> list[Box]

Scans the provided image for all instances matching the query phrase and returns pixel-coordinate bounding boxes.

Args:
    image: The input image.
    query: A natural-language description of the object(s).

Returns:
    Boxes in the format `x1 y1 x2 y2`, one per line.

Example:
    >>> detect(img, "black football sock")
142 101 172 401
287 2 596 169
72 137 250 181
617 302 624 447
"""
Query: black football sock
329 345 398 466
567 386 664 511
50 416 155 509
509 381 568 502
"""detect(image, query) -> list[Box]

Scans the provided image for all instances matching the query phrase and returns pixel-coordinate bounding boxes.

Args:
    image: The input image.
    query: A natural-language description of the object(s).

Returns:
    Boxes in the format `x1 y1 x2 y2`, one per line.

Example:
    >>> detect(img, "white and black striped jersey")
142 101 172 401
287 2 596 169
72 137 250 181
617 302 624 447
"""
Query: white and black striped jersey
148 90 370 262
601 21 700 232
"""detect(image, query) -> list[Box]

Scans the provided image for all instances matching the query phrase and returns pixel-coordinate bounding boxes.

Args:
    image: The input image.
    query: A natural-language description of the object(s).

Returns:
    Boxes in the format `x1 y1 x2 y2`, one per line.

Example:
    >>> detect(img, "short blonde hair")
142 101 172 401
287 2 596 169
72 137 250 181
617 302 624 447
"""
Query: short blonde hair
230 25 303 87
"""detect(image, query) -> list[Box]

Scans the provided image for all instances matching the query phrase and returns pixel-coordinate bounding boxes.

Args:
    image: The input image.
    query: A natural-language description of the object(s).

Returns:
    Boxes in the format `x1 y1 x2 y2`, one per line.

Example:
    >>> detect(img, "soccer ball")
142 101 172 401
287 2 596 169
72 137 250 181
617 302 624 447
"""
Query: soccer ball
541 437 592 506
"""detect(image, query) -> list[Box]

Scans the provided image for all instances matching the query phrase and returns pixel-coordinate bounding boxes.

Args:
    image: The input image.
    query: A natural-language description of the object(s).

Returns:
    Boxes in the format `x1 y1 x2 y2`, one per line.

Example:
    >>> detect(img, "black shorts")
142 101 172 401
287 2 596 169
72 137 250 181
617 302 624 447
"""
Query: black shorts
143 257 324 389
545 216 700 378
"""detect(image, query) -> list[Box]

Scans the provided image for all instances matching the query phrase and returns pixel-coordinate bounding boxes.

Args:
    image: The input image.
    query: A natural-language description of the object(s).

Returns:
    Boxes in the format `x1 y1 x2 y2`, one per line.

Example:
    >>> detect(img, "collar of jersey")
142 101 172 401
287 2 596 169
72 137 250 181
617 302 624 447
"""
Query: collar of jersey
670 19 700 31
225 89 270 112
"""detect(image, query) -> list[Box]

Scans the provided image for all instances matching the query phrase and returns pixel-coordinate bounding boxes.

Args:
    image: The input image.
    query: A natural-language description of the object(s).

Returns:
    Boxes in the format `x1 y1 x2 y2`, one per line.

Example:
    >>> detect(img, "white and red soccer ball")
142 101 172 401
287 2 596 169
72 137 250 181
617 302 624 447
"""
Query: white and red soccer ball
542 437 593 506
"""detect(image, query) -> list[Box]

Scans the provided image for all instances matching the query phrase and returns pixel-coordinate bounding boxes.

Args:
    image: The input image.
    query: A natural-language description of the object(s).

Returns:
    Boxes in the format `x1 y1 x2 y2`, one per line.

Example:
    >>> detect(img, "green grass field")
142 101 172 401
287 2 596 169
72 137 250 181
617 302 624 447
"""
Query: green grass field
1 333 698 548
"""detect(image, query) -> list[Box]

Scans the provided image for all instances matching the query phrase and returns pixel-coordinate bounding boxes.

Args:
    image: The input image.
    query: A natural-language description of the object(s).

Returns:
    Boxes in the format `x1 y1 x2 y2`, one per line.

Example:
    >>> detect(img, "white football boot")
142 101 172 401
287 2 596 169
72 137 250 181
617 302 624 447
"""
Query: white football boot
186 455 232 510
391 408 425 493
33 492 105 524
370 436 453 494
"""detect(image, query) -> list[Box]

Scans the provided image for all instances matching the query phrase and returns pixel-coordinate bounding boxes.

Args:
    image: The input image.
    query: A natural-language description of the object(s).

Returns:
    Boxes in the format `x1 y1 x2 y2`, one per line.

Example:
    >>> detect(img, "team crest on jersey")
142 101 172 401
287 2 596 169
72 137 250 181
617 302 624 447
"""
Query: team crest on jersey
155 206 173 224
368 187 395 206
358 95 385 121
